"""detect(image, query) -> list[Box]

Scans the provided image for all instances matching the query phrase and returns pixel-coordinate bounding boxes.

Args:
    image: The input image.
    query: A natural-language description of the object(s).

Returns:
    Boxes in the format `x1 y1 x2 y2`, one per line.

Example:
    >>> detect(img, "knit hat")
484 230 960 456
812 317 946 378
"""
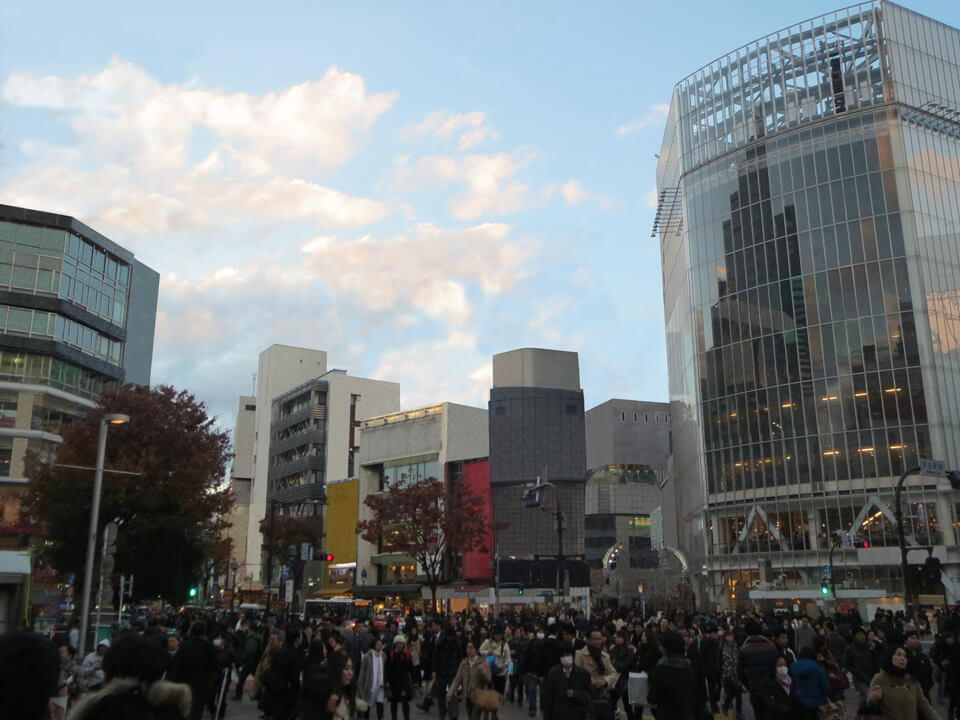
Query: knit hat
393 635 407 646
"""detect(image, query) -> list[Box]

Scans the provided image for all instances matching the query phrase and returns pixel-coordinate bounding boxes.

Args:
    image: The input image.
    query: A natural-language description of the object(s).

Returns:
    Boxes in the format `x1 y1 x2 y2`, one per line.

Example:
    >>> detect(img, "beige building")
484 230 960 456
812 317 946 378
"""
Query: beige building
227 396 255 589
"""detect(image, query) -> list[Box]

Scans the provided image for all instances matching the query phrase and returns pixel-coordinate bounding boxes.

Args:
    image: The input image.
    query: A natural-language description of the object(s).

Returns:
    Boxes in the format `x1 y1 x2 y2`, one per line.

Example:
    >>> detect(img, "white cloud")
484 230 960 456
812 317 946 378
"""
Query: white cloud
406 109 500 151
617 103 670 136
392 149 546 219
529 294 571 340
645 187 660 208
562 179 588 205
571 266 595 287
1 59 395 239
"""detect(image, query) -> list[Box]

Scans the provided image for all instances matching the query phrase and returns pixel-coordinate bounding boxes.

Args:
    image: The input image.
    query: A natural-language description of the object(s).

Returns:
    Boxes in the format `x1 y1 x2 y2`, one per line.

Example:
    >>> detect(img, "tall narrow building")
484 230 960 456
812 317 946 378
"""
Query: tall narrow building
656 3 960 610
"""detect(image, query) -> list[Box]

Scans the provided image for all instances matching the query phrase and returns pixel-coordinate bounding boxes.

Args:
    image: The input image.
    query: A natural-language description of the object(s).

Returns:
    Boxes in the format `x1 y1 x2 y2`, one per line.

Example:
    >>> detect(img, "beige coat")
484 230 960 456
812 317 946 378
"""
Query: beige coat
448 656 492 699
574 646 618 694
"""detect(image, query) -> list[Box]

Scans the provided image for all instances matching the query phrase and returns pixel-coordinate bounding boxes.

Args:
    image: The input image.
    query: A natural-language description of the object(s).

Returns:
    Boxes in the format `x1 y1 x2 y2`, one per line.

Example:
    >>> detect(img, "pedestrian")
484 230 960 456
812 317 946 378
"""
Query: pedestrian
448 640 494 720
479 626 511 700
647 630 696 720
432 627 464 720
719 628 743 720
359 637 388 720
541 644 592 720
865 646 941 720
170 620 217 720
59 643 83 705
252 629 283 706
573 628 617 720
737 620 777 720
385 635 415 720
789 647 831 720
299 666 341 720
609 630 636 720
407 628 423 689
69 633 192 720
82 638 111 691
264 626 306 720
846 626 877 702
700 625 721 715
207 629 235 719
236 624 262 700
0 630 61 720
905 629 935 700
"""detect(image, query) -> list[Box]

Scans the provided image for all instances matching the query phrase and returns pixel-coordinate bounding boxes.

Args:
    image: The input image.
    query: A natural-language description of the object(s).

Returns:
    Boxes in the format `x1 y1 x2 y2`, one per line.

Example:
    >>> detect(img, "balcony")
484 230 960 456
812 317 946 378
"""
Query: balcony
268 454 326 483
272 404 326 435
272 428 325 456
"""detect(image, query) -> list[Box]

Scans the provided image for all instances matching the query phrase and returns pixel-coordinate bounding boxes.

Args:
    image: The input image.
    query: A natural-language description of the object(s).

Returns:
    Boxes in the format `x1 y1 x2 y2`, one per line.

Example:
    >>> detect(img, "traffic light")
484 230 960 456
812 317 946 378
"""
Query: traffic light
518 586 524 595
188 587 198 598
323 553 334 562
820 581 830 596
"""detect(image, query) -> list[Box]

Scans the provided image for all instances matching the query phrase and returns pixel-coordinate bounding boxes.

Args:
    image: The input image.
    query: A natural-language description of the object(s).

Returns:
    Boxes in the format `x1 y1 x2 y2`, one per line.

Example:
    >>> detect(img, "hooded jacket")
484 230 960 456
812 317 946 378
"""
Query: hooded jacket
69 677 192 720
789 657 831 710
737 635 777 693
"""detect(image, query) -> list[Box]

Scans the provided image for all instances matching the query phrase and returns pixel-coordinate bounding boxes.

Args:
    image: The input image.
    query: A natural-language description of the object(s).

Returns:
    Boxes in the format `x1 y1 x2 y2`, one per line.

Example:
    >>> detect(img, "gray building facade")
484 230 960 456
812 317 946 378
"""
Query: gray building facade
489 348 586 558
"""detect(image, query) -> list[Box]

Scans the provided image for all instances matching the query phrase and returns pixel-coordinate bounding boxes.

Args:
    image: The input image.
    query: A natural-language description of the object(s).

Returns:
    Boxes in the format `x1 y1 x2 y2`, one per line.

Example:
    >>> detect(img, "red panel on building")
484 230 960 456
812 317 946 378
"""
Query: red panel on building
460 458 493 581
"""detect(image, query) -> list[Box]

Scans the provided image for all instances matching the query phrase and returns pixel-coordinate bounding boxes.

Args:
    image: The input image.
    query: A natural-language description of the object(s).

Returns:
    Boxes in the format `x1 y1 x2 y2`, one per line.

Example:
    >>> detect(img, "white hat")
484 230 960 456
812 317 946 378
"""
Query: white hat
97 638 111 648
393 634 407 645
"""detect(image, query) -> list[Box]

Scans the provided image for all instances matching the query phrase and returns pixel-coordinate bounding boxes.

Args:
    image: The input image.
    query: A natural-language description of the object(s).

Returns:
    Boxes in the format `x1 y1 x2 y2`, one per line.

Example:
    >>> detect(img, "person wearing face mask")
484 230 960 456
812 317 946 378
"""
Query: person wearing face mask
207 630 236 720
758 655 795 720
867 645 941 720
542 646 591 720
521 625 549 718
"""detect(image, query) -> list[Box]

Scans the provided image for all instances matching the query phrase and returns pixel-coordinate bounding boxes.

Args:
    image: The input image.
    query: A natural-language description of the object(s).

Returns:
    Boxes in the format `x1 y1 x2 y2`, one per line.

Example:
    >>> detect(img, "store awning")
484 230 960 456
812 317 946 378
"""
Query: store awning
0 551 30 583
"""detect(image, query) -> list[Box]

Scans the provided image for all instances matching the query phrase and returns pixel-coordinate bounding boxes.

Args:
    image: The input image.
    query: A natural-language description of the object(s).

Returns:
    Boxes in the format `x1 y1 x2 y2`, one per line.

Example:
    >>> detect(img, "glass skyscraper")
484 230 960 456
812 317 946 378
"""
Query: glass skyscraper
656 2 960 610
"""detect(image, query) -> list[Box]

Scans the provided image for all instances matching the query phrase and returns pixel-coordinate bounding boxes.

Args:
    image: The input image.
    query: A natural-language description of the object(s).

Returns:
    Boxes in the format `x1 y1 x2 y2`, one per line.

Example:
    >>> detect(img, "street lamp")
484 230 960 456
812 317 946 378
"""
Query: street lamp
230 560 239 609
77 412 129 659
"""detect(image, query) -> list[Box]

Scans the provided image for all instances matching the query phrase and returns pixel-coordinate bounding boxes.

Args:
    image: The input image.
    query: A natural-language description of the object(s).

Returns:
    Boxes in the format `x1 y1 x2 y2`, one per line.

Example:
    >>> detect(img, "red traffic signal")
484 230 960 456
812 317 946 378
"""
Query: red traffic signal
323 553 334 562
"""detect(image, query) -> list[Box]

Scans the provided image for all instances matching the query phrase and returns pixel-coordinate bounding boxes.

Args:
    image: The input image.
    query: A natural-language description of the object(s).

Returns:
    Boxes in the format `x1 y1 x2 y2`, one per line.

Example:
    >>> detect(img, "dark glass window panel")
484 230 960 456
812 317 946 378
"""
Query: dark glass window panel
816 271 832 324
748 171 760 204
827 146 842 180
847 319 864 374
888 428 905 475
798 231 813 275
839 142 854 176
916 425 932 461
738 174 750 205
741 208 755 247
880 369 899 425
900 427 918 470
852 264 870 319
779 279 793 321
860 317 878 373
756 244 768 286
808 435 823 484
893 259 911 311
852 140 867 174
862 218 878 263
828 269 845 322
822 323 838 377
818 184 834 226
864 137 880 173
806 187 822 229
779 161 793 194
791 157 804 192
894 368 912 423
812 229 827 272
888 214 905 257
767 240 780 281
844 177 860 222
808 324 825 377
795 190 809 233
829 180 846 223
835 223 851 267
873 315 891 371
823 226 839 270
803 275 819 325
882 170 899 213
869 172 886 215
856 175 872 220
802 153 817 188
874 215 892 260
890 314 907 368
908 367 926 424
814 149 829 184
774 213 786 238
901 312 920 365
761 202 774 241
764 165 778 199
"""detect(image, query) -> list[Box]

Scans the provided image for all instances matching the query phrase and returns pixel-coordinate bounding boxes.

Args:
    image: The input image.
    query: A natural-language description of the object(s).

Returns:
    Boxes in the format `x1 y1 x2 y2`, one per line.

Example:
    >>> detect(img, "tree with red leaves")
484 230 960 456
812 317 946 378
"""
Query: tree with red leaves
26 384 232 601
357 477 493 611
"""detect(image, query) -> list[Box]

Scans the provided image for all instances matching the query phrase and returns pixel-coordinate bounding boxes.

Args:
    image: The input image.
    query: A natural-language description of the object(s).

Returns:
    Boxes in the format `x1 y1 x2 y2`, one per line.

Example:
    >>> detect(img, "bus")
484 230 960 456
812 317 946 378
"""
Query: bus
303 597 373 623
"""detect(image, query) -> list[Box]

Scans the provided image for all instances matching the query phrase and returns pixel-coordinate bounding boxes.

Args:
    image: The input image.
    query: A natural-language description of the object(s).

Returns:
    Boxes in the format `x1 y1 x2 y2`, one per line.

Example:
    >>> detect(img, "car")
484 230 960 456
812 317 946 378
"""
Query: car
372 609 404 631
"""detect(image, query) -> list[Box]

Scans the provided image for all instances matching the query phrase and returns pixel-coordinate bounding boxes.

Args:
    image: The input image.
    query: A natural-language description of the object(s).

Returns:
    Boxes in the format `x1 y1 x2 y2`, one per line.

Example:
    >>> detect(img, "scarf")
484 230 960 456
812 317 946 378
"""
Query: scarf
776 671 792 695
588 644 606 670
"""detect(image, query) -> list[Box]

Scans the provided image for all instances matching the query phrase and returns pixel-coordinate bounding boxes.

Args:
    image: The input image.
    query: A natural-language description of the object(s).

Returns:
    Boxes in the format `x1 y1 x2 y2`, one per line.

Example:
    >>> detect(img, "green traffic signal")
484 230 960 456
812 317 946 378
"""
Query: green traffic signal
189 587 198 598
820 584 830 596
518 586 524 595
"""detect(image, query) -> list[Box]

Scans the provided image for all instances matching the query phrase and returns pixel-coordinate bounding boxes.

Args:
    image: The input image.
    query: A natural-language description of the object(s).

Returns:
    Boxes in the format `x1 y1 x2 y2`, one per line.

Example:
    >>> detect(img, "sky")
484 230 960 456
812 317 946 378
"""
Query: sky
1 1 958 432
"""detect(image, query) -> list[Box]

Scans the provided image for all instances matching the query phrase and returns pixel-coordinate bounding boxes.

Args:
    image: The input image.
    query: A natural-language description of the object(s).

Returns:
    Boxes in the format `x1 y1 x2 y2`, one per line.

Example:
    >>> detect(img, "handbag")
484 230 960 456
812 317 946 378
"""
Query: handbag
817 699 845 720
473 688 501 711
627 672 648 706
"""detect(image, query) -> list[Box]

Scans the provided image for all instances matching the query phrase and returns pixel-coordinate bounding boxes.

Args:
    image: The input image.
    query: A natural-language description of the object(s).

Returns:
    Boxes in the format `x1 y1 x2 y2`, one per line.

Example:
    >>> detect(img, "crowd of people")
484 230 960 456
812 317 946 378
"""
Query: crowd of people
5 603 960 720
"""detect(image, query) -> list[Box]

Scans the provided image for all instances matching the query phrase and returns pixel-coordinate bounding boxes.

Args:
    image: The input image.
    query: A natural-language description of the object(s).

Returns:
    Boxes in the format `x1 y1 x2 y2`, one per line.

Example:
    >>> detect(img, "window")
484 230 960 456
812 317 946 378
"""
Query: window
245 403 256 411
621 412 625 422
634 413 638 422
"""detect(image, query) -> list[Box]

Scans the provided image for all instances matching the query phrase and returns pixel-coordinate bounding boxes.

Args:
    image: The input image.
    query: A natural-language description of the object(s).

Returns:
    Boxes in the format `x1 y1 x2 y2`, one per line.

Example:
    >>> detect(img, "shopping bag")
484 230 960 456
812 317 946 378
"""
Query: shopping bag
627 672 648 706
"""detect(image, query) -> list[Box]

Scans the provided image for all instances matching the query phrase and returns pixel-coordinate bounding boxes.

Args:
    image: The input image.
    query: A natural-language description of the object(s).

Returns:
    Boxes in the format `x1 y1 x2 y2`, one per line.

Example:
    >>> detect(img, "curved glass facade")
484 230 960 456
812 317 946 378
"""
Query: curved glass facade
657 2 960 607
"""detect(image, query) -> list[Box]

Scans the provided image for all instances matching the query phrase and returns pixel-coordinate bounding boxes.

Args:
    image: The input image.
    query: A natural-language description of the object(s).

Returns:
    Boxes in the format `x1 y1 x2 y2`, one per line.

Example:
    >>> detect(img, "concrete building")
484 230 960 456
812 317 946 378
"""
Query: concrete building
655 2 960 611
227 396 255 592
0 204 158 617
244 345 401 590
356 402 490 603
488 348 586 559
584 400 676 569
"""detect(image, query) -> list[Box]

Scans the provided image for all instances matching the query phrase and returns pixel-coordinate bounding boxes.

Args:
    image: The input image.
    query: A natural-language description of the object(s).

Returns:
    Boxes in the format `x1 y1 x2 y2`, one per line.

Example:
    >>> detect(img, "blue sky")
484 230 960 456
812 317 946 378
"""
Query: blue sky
1 1 958 428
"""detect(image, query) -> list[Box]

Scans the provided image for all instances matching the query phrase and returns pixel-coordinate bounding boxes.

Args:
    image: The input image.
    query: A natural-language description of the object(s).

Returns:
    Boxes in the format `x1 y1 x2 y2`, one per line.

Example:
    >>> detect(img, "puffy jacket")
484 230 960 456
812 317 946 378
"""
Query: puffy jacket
789 658 831 710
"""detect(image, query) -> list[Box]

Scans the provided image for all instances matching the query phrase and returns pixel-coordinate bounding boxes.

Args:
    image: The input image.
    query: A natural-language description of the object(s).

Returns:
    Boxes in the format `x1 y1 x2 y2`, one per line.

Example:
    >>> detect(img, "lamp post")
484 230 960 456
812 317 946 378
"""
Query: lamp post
230 560 239 609
77 412 129 659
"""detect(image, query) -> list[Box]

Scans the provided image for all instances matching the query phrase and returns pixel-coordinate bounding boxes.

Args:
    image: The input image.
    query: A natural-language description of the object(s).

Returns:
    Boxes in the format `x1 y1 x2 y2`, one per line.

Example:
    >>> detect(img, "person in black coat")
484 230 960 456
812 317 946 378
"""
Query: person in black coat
699 626 721 714
647 631 697 720
265 627 307 720
385 636 415 720
171 620 218 720
905 630 934 699
542 646 593 720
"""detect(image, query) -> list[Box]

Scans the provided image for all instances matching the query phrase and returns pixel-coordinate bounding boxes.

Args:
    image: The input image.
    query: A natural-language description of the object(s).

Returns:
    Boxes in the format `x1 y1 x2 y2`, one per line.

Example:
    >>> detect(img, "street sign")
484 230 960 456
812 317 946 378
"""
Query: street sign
921 459 946 478
822 565 832 575
285 579 294 602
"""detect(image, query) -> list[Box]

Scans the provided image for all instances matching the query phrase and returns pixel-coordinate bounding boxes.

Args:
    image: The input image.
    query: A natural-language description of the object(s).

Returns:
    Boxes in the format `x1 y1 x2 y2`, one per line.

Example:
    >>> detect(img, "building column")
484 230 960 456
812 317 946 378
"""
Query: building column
936 494 955 546
808 507 820 551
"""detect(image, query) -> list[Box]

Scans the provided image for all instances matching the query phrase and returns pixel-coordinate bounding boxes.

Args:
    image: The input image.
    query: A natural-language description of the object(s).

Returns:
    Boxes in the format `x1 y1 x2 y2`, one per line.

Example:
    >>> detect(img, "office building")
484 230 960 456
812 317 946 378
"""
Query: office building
244 345 401 591
227 396 255 593
356 402 490 604
655 2 960 610
488 348 586 559
0 204 158 541
584 400 676 574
